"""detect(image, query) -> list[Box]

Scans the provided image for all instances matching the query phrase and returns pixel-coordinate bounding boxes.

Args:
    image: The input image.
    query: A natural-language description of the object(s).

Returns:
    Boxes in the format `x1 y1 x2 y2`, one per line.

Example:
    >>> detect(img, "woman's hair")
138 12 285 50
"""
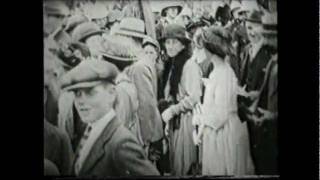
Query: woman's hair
201 26 235 59
162 40 192 102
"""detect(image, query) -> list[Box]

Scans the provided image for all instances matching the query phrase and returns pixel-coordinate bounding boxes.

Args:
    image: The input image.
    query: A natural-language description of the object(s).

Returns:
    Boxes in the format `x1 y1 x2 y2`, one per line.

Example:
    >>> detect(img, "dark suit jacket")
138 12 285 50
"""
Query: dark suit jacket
74 115 160 177
44 120 74 175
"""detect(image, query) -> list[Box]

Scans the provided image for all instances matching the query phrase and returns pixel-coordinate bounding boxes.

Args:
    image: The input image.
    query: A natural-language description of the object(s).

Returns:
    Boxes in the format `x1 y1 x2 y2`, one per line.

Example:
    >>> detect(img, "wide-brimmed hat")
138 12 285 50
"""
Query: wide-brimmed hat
114 17 146 39
159 23 191 45
160 1 183 17
246 10 263 24
60 60 119 91
71 22 104 43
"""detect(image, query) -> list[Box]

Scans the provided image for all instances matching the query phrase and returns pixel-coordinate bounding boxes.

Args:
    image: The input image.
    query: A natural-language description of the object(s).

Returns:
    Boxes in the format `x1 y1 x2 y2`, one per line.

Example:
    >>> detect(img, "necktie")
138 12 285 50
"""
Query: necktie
74 125 92 175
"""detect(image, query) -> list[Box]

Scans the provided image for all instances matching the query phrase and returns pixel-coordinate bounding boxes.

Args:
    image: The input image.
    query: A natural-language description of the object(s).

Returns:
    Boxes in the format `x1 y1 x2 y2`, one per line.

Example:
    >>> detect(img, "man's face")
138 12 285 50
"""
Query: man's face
246 21 263 44
165 38 185 58
167 7 179 19
144 44 158 63
44 13 66 35
74 83 116 124
85 35 103 57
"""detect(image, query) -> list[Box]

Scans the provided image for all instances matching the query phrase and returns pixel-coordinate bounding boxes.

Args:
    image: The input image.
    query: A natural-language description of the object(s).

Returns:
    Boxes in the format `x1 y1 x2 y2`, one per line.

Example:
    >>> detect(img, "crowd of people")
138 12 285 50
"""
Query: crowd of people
44 0 278 177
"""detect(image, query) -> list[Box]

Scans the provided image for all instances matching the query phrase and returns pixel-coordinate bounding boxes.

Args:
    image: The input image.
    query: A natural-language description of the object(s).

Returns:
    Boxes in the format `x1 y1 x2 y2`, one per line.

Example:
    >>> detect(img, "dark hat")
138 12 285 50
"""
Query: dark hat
60 60 119 91
262 12 277 34
186 20 206 32
43 0 69 17
161 2 183 17
246 10 263 24
71 22 104 43
159 24 191 45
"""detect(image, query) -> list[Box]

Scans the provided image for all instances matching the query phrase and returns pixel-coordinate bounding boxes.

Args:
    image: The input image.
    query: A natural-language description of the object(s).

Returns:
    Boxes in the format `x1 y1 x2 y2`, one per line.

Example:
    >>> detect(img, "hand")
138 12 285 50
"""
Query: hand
247 90 260 101
162 108 174 123
201 78 210 87
257 108 274 122
192 130 202 146
249 114 263 127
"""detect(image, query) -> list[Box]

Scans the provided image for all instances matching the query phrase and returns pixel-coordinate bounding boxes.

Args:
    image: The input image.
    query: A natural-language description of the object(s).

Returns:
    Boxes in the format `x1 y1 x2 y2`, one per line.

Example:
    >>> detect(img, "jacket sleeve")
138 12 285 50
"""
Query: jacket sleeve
113 137 160 176
202 71 233 130
58 91 75 141
58 129 74 175
267 63 278 115
131 65 163 144
169 61 202 116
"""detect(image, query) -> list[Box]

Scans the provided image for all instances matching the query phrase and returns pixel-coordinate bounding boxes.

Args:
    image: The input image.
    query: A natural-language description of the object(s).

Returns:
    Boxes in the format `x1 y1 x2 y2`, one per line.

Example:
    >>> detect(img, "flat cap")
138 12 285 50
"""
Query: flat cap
60 60 119 91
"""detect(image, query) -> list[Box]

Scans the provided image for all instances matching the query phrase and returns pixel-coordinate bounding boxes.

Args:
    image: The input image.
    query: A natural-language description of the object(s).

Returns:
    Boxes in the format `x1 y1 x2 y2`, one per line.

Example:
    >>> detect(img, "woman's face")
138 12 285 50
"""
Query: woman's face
144 45 158 63
164 38 185 58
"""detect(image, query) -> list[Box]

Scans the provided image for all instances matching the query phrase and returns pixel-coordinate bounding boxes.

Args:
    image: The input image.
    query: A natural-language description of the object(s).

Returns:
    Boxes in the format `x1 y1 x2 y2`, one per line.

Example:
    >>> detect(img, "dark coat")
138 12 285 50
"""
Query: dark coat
44 120 74 175
238 44 277 175
73 115 160 177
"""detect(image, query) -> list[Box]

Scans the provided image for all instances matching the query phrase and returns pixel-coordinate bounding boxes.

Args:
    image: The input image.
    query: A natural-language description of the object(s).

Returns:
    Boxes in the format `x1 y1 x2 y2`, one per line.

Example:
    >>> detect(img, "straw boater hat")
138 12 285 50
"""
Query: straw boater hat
114 17 146 39
160 1 183 17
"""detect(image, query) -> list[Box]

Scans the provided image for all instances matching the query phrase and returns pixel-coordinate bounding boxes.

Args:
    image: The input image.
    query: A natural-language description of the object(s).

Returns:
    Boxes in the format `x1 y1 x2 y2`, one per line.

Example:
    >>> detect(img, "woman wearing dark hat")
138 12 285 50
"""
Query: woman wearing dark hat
159 24 202 176
193 26 254 175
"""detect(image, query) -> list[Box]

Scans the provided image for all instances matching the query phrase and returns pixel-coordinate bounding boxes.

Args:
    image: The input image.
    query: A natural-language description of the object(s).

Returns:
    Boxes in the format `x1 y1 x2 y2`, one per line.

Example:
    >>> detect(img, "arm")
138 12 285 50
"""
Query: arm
132 65 163 143
168 61 202 116
114 137 160 176
59 129 74 175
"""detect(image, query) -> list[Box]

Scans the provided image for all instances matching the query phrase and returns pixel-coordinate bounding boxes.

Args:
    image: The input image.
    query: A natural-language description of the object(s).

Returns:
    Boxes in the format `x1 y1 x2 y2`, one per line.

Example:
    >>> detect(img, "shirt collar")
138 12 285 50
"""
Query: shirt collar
89 109 116 130
250 37 264 59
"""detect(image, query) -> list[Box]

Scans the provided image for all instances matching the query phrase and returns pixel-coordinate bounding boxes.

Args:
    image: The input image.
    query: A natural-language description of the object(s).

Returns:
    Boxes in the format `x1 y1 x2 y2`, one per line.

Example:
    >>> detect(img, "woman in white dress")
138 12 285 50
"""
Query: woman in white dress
194 26 254 175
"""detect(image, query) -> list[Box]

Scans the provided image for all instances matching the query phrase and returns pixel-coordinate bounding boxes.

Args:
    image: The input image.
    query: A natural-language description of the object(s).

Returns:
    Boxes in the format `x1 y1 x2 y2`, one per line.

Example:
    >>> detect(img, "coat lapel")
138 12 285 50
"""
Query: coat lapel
78 116 121 175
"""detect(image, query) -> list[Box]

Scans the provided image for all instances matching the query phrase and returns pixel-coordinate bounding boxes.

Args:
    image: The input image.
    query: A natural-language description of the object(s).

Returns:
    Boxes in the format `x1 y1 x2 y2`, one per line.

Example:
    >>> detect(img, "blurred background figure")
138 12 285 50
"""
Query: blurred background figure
43 0 69 38
71 22 105 59
106 10 123 35
88 5 108 30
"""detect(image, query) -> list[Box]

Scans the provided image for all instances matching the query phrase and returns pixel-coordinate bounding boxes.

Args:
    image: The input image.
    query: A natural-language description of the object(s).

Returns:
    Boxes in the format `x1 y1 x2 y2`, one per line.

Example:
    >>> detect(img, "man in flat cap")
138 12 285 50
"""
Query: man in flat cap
60 60 159 177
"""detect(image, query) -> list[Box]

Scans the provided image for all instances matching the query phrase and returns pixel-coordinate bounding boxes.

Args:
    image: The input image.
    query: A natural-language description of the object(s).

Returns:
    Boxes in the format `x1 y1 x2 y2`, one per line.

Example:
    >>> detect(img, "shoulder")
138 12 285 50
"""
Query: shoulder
183 59 201 74
44 121 68 144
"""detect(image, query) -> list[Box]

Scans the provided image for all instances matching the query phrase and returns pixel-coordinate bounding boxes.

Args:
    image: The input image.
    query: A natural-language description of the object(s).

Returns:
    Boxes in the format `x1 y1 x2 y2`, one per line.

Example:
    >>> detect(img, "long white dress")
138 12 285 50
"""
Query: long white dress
201 59 254 175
